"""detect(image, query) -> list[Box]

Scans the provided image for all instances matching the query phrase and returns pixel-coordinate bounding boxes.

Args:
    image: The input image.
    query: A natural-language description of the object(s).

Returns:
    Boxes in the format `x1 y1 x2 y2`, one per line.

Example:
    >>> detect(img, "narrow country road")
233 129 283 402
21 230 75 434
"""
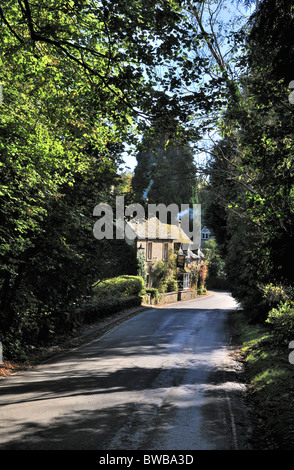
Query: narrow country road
0 291 251 450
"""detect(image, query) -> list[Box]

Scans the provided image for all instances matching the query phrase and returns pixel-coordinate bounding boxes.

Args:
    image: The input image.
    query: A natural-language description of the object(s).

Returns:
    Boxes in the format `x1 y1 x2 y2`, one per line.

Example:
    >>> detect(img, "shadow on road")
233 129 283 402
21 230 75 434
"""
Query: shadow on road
0 305 251 450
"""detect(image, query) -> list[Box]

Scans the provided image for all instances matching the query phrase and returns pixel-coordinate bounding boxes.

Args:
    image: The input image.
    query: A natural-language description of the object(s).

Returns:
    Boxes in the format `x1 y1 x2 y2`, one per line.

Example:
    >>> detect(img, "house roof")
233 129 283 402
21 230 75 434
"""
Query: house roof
126 217 192 244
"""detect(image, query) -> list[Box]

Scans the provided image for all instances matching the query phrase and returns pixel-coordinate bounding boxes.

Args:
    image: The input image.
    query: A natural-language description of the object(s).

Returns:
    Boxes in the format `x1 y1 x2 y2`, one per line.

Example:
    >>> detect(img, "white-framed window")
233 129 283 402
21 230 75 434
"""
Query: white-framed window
183 273 190 289
178 272 190 290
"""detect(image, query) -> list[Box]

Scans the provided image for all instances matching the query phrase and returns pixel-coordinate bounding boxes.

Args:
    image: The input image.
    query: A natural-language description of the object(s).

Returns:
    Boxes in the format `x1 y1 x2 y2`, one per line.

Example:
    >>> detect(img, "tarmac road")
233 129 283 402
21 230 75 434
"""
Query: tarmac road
0 291 251 450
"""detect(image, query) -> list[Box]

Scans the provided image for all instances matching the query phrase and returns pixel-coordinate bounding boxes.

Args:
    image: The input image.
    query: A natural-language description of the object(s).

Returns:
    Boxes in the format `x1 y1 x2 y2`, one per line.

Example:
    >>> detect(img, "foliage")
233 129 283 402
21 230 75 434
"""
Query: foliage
266 302 294 346
202 0 294 320
198 262 208 289
1 0 293 359
132 117 199 212
146 287 159 301
189 265 199 289
149 250 178 293
75 296 142 325
149 261 169 293
136 250 147 282
92 275 145 300
0 0 190 358
203 239 224 275
261 283 292 309
166 277 178 293
236 310 294 449
113 172 134 204
202 238 228 289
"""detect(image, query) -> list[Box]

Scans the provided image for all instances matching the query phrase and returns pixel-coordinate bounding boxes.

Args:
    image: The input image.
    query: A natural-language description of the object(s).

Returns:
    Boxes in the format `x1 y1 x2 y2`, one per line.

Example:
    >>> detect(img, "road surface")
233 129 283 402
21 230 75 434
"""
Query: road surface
0 291 251 450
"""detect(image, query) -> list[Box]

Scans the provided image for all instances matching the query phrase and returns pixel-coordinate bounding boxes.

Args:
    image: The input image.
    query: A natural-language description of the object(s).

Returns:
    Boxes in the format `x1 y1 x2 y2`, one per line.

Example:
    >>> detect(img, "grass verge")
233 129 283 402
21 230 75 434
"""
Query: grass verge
234 311 294 449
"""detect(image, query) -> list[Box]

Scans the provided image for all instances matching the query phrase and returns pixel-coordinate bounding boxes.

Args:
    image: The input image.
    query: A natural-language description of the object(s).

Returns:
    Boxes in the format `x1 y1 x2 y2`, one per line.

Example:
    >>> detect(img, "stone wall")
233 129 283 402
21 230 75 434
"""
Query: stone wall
143 289 199 306
157 291 179 305
177 290 198 302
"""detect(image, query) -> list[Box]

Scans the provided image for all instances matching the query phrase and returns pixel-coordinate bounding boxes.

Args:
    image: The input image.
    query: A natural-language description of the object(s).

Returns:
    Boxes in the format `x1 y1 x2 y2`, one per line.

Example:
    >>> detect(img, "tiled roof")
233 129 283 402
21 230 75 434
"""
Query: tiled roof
126 217 192 244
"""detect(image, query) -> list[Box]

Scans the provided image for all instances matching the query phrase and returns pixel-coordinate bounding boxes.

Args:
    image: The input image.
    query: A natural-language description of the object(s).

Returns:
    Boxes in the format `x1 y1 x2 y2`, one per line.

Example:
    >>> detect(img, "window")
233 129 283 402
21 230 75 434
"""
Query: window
201 226 211 240
163 242 168 260
147 242 152 260
178 272 190 290
183 273 190 289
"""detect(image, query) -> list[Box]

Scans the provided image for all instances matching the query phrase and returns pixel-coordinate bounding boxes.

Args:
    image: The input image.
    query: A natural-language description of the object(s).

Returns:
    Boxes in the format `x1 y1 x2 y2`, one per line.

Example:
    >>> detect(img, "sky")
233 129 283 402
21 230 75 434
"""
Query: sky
121 149 137 173
119 0 255 174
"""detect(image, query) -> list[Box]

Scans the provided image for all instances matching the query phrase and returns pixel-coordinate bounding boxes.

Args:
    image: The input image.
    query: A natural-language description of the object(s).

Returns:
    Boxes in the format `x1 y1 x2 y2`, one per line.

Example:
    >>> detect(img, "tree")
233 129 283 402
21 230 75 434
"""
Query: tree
132 118 198 214
0 0 191 357
203 0 294 319
248 0 294 85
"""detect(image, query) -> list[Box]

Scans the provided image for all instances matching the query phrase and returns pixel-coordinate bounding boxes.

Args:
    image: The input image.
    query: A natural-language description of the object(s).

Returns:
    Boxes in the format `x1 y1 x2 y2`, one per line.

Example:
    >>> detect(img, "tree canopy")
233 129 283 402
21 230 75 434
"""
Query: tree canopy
203 0 294 318
132 117 198 211
0 0 189 357
1 0 294 359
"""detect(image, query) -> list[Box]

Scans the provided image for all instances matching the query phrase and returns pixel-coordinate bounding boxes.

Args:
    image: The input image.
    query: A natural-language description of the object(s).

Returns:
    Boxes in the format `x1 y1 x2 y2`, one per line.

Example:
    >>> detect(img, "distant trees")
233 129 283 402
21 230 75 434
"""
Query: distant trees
132 118 198 215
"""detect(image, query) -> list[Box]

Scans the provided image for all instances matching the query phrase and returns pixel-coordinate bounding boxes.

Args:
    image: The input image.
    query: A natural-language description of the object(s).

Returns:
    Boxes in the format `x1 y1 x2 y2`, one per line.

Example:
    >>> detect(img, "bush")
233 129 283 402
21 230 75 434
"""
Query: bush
146 287 159 300
78 296 142 324
1 305 56 361
92 275 145 299
150 260 168 292
137 252 147 282
198 262 208 289
266 301 294 345
166 277 178 292
262 283 289 308
150 252 178 293
190 265 199 289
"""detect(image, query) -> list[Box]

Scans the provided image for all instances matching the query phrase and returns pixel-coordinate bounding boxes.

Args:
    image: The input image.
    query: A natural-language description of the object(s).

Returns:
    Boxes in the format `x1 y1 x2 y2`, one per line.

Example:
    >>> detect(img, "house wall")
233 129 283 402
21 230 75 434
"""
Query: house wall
137 239 174 286
138 239 173 265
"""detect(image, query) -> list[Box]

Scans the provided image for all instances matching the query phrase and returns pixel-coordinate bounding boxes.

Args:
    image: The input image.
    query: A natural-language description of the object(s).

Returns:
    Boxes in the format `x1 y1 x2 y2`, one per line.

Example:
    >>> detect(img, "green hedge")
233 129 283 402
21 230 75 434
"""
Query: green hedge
72 296 142 325
62 275 146 330
92 275 145 299
266 301 294 345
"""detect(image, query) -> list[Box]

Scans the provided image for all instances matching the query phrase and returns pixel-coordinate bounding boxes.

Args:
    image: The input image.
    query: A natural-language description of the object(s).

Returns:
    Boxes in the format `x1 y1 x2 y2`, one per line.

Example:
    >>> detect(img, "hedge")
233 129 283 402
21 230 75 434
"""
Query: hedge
92 275 145 299
266 301 294 345
71 296 142 326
